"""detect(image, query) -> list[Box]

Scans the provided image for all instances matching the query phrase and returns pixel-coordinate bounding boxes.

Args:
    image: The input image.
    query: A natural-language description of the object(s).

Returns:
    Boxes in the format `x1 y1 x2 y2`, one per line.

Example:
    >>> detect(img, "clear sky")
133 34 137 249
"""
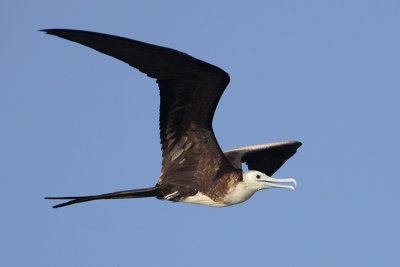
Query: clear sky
2 1 400 266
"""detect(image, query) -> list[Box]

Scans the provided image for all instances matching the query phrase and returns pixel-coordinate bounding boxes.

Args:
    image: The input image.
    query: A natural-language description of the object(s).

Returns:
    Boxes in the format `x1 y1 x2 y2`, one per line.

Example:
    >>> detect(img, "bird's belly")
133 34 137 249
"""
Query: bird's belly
180 192 229 207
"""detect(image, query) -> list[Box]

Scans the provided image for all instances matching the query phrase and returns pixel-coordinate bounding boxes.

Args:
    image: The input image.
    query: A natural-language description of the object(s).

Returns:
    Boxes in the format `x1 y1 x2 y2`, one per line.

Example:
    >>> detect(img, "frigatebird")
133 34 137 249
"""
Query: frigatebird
43 29 302 208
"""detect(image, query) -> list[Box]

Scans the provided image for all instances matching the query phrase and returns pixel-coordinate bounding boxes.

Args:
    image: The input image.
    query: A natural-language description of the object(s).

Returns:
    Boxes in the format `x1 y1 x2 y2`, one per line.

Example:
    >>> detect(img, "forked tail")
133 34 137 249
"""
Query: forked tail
45 187 158 208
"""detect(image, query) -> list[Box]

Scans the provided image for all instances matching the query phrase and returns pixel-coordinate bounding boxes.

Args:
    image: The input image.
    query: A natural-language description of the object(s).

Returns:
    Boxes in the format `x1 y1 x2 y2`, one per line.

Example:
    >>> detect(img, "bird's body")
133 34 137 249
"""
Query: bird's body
43 29 301 208
181 173 264 207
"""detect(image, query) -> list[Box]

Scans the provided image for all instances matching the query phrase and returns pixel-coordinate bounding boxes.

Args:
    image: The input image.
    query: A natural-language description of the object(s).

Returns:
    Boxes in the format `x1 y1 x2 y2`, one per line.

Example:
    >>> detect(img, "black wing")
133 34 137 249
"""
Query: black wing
224 141 302 176
43 29 233 188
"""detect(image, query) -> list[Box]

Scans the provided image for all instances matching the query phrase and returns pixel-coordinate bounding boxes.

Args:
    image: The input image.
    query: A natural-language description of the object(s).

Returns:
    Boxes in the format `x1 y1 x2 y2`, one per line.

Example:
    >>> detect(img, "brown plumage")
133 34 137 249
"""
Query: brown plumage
43 29 301 208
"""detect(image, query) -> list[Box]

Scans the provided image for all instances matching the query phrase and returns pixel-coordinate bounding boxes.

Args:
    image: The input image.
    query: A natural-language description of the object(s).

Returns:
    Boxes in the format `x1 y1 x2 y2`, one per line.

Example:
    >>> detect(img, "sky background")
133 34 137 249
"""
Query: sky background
2 1 400 266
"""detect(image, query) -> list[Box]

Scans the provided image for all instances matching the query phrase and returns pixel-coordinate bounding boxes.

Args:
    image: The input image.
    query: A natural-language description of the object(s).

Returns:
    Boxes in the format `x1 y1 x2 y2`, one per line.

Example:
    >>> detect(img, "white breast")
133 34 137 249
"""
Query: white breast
222 182 256 206
179 182 256 207
180 192 227 207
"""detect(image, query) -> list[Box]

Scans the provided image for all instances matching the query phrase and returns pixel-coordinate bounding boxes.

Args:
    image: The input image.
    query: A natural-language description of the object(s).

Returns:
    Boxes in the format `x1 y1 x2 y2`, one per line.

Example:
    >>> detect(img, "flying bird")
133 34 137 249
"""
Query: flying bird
43 29 302 208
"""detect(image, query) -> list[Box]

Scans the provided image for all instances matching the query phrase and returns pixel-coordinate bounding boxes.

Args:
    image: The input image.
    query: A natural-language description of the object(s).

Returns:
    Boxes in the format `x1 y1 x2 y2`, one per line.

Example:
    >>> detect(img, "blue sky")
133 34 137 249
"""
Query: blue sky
2 1 400 266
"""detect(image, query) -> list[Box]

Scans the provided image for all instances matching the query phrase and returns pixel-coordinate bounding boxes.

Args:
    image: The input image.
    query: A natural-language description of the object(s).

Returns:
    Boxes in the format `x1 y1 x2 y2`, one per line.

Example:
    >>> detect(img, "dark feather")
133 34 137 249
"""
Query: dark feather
45 187 158 208
42 29 235 195
224 141 302 176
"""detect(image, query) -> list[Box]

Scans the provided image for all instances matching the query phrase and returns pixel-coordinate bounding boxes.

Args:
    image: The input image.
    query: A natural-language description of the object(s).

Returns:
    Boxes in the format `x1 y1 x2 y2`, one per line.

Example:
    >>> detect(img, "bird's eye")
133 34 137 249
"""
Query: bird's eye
256 174 261 179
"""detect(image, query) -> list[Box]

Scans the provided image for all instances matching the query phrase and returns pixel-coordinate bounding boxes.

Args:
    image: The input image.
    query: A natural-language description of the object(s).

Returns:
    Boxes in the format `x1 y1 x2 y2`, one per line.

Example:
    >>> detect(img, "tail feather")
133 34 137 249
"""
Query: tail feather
45 187 158 208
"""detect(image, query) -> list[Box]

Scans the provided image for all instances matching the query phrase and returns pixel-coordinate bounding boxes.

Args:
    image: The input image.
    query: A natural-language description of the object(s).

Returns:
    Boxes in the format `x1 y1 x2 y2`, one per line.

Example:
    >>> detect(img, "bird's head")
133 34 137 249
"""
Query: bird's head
242 170 297 192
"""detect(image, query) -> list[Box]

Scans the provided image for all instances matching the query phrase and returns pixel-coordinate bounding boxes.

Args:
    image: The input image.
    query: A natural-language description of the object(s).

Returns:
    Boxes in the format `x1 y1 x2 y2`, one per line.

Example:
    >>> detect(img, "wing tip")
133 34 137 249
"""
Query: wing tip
292 141 302 149
277 140 302 150
40 29 90 38
39 28 59 34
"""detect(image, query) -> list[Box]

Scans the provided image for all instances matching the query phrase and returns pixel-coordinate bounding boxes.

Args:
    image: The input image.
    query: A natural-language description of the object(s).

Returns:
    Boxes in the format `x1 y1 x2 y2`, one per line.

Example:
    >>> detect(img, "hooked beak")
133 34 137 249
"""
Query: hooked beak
258 177 297 191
